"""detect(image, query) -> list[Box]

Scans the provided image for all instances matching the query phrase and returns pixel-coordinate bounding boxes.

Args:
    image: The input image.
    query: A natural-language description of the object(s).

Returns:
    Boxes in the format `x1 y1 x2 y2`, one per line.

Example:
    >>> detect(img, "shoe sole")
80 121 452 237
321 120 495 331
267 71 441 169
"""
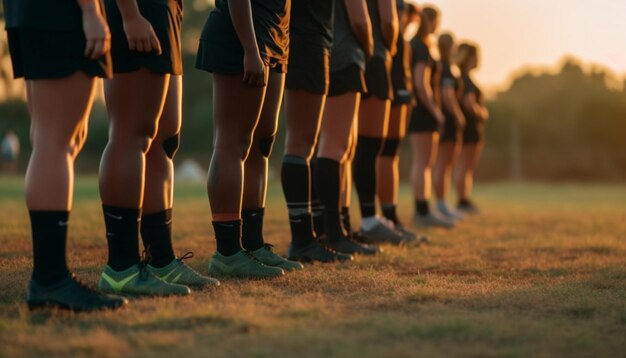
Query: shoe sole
98 286 191 297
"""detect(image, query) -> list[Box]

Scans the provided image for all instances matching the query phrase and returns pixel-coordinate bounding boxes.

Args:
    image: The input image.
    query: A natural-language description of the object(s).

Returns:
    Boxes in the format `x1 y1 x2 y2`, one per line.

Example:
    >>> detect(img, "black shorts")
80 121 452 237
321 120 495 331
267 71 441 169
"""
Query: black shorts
106 0 183 75
440 112 460 143
362 56 394 101
6 28 112 80
409 106 439 133
463 116 484 144
328 65 367 97
285 40 330 95
196 9 287 75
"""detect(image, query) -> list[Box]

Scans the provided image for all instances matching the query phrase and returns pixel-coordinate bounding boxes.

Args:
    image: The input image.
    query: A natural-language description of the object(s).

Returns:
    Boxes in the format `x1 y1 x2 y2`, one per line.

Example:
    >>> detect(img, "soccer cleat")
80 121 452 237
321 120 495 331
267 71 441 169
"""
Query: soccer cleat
395 224 418 242
28 273 128 312
250 244 304 272
437 201 466 222
457 200 481 215
208 250 285 279
149 252 220 288
322 236 381 256
288 241 354 263
413 211 455 229
99 264 191 297
359 217 407 245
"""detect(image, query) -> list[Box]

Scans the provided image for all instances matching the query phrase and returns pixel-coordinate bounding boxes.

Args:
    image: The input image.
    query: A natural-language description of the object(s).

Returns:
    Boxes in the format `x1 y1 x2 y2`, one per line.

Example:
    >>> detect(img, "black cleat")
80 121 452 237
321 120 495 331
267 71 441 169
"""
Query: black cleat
322 236 381 256
28 274 128 312
288 241 353 263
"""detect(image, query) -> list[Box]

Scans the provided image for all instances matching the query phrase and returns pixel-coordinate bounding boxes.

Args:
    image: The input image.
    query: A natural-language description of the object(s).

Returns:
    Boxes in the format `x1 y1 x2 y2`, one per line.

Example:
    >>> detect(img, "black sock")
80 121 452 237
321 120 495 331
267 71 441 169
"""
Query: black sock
213 220 243 256
140 209 176 268
459 198 471 206
415 200 430 216
382 204 399 225
281 155 315 247
310 158 325 237
103 205 141 271
242 208 265 251
340 207 352 234
29 210 71 285
353 136 383 218
316 157 343 241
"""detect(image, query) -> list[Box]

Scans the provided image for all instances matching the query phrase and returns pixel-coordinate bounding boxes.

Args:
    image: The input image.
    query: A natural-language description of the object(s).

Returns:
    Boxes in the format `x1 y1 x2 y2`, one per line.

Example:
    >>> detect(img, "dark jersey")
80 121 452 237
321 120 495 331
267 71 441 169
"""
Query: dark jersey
208 0 291 64
3 0 83 31
290 0 333 49
366 0 391 61
410 37 440 108
440 61 463 115
330 0 366 72
461 72 482 120
391 36 411 94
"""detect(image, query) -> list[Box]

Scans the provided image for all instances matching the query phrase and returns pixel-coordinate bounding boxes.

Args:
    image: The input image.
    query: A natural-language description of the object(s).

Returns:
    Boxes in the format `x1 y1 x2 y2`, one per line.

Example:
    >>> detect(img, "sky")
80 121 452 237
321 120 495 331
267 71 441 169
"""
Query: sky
428 0 626 90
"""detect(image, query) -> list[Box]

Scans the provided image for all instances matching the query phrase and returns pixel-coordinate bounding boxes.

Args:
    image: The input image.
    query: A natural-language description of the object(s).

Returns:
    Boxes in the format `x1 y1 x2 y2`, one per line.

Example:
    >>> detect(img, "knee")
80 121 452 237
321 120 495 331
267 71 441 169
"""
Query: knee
162 133 180 159
255 135 276 159
214 134 254 162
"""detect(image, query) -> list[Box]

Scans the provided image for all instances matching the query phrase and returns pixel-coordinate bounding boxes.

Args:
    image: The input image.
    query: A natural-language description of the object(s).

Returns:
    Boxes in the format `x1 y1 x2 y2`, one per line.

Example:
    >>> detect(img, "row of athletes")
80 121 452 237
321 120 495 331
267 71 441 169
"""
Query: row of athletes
4 0 487 313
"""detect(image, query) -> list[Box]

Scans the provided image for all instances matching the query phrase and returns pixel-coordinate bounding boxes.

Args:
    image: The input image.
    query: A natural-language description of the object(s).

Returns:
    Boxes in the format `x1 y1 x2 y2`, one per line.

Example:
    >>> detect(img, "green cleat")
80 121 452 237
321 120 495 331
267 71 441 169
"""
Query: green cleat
149 252 220 288
99 264 191 297
208 250 285 279
250 244 304 272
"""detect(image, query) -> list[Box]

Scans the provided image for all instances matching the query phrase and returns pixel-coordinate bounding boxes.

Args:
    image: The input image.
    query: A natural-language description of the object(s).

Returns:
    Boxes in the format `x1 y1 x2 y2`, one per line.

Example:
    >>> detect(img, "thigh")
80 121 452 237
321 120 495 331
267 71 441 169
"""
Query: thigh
155 75 183 140
212 73 267 149
27 72 97 144
410 132 437 167
387 104 408 140
318 92 360 160
104 69 170 135
358 96 390 137
254 72 286 139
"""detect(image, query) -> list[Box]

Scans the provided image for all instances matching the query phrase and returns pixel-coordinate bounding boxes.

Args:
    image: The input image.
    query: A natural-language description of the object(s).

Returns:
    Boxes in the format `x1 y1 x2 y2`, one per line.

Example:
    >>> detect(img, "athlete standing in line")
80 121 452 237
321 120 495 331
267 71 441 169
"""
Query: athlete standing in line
98 0 218 297
4 0 127 311
197 0 303 277
315 0 380 255
408 6 454 228
281 0 353 263
350 0 406 244
432 32 466 222
455 42 488 214
375 0 420 242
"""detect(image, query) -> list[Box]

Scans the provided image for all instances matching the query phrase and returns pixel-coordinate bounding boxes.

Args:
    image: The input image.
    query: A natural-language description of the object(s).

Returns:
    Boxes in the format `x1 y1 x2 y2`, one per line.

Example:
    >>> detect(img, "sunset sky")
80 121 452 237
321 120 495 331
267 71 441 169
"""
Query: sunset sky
429 0 626 90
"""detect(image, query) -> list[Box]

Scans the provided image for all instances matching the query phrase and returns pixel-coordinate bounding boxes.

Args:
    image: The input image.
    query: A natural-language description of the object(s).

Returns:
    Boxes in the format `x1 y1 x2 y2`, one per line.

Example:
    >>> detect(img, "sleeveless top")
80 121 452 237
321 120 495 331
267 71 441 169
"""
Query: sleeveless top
366 0 391 61
290 0 334 49
329 0 366 72
3 0 84 31
411 36 440 110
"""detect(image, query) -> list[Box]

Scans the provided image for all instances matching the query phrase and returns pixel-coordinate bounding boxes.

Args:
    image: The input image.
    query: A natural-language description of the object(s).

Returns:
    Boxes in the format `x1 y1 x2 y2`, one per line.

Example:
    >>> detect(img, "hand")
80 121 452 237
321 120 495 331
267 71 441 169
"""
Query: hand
365 40 374 59
122 14 162 54
242 51 267 87
81 5 111 59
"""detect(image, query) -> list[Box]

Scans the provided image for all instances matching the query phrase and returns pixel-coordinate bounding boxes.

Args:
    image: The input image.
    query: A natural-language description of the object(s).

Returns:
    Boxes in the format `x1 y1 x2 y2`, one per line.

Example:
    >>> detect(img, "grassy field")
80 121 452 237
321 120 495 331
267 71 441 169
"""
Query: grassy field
0 176 625 357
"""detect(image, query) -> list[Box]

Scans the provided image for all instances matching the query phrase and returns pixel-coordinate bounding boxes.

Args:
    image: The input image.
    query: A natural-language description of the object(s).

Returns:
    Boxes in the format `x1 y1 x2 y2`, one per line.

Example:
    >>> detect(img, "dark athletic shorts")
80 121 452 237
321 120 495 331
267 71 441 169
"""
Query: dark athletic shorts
105 0 183 75
328 65 368 97
409 106 439 133
362 56 394 101
440 112 460 143
285 39 330 95
463 116 484 144
6 28 112 80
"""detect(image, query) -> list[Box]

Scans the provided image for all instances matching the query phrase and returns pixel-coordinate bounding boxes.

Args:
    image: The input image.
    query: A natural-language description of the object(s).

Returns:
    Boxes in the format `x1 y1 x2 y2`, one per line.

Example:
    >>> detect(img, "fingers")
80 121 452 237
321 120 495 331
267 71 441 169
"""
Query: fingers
90 38 104 60
85 38 96 58
150 31 162 55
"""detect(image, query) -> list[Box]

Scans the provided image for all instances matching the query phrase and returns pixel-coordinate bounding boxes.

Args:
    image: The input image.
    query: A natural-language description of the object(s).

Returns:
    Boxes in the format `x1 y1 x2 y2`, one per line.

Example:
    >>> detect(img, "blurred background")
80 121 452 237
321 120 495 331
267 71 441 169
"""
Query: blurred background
0 0 625 182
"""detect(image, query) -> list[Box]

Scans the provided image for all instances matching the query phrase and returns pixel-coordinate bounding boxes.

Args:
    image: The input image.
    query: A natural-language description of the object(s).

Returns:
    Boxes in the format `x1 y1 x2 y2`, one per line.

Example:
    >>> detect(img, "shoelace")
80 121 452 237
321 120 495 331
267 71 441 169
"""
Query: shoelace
178 251 194 262
138 248 153 280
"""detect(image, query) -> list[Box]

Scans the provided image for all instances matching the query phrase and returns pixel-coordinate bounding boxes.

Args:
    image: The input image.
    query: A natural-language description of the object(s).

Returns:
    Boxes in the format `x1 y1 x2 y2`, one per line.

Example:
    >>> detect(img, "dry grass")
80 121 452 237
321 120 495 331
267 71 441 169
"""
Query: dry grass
0 177 625 357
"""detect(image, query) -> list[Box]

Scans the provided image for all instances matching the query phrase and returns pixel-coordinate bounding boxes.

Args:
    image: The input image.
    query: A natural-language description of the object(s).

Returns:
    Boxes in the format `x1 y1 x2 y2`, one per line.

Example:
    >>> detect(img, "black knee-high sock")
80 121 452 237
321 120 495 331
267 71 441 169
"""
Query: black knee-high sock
242 208 265 251
103 205 141 271
140 209 176 268
415 200 430 216
29 211 71 285
340 206 352 234
316 158 342 241
281 155 315 248
353 135 383 218
382 204 399 225
213 220 243 256
310 157 325 237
